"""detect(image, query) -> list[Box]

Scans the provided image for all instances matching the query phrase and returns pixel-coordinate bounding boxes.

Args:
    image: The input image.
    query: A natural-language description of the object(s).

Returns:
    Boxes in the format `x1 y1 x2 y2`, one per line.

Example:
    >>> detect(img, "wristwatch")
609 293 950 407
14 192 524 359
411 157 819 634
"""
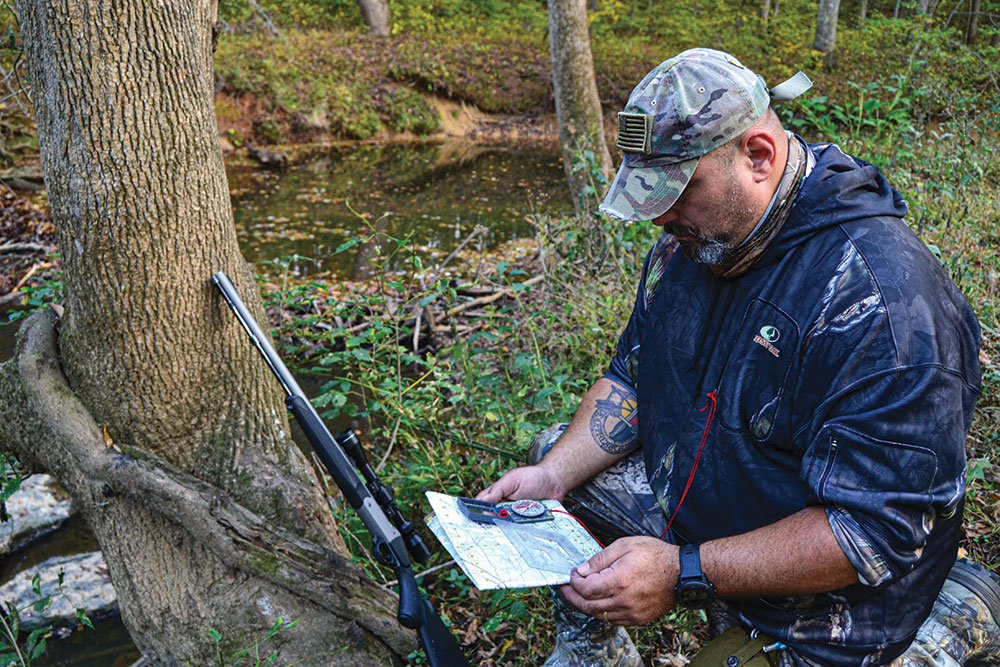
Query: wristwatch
674 543 717 609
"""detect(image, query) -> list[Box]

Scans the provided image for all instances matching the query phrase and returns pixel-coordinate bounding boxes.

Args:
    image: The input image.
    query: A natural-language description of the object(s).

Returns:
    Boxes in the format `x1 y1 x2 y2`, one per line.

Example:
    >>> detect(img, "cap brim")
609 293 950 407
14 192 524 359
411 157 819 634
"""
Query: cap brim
599 156 700 222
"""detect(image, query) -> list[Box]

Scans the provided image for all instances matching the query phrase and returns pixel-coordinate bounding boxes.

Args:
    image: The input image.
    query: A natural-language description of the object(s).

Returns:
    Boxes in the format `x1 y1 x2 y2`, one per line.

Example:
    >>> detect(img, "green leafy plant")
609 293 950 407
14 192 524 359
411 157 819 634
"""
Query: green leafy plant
0 570 94 667
1 267 63 327
208 617 318 666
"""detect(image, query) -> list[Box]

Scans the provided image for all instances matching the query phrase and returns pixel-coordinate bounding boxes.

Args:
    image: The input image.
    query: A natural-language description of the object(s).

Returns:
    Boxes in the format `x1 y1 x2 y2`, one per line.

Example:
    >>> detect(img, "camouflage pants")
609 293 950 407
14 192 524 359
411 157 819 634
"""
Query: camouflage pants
530 425 1000 667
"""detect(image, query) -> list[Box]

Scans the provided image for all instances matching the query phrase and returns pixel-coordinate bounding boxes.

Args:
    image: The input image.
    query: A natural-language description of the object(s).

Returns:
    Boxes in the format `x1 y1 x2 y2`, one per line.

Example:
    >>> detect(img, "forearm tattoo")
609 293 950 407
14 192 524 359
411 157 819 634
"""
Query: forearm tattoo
590 385 639 454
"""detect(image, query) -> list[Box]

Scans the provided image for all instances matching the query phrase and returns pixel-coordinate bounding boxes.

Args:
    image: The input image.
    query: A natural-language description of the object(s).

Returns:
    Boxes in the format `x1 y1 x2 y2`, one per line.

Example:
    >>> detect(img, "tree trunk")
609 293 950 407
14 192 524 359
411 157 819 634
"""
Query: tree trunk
358 0 391 37
547 0 615 214
8 0 411 663
813 0 842 65
858 0 868 28
966 0 981 43
761 0 771 28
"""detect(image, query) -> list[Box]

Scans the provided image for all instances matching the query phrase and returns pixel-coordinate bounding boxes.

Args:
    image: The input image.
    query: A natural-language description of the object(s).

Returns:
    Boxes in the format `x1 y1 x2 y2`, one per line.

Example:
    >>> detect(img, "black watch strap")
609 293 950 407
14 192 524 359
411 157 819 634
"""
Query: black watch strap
678 543 703 579
675 543 717 609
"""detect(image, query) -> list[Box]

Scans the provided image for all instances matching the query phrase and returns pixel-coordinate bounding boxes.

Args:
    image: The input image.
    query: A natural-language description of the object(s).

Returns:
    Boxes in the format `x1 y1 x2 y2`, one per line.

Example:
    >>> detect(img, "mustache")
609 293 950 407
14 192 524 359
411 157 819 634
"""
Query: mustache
664 224 712 243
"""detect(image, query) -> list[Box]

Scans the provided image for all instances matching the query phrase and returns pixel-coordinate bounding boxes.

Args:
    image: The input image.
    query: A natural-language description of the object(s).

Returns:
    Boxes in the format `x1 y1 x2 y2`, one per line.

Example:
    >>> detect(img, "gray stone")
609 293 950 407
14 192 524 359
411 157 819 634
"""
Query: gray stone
247 145 289 170
1 474 75 555
0 552 117 629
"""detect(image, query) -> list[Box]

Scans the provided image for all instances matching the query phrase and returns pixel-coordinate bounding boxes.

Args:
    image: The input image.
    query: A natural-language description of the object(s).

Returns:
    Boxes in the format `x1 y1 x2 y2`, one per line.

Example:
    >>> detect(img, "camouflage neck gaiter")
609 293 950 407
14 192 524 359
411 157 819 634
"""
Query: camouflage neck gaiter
711 137 807 280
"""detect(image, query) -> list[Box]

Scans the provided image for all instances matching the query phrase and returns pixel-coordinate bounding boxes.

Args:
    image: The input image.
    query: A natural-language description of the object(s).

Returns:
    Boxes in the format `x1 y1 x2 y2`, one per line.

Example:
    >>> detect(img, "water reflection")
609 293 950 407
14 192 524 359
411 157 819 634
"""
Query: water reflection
227 140 572 279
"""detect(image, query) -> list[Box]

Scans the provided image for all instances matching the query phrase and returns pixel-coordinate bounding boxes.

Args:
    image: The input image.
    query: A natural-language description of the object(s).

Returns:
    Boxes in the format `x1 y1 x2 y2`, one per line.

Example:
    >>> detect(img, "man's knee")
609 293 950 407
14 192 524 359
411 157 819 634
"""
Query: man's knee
527 423 569 465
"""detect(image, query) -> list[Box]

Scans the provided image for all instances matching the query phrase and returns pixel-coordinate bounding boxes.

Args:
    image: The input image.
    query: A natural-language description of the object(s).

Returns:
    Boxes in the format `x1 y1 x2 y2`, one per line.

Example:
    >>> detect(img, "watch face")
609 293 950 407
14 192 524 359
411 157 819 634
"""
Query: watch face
677 582 715 609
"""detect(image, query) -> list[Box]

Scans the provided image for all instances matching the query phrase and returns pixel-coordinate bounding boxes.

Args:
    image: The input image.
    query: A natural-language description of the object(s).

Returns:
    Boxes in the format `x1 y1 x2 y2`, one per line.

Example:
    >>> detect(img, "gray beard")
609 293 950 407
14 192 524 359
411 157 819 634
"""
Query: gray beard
678 235 736 265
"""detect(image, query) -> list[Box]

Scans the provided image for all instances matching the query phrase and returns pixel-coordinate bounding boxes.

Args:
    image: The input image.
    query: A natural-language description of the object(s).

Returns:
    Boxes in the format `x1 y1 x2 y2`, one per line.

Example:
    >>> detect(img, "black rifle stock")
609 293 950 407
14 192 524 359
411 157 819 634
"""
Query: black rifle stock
211 271 469 666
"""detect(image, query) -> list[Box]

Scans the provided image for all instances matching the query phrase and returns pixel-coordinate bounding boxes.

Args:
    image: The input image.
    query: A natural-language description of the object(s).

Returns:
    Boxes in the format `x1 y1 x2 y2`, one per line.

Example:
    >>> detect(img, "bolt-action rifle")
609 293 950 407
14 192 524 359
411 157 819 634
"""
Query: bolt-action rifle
212 271 470 667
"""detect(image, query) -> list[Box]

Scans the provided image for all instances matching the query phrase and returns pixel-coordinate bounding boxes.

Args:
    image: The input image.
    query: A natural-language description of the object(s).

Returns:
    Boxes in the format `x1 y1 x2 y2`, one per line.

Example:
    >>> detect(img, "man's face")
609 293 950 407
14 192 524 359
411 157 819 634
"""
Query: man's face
650 151 758 265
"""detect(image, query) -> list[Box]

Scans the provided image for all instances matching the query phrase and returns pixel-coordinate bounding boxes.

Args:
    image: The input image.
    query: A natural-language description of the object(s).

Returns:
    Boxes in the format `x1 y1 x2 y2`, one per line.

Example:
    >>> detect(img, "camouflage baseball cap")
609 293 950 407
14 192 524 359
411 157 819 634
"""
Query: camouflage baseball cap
599 48 812 222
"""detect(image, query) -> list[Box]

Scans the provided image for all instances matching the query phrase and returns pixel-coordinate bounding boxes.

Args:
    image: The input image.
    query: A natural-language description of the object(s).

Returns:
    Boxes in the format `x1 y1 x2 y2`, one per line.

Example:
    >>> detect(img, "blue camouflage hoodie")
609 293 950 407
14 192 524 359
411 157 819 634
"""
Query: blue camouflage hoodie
605 141 981 666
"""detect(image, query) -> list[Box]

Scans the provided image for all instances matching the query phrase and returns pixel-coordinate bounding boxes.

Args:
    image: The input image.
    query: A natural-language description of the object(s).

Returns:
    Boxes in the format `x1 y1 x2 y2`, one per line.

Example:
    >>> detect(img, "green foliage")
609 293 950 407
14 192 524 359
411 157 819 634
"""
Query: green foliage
0 570 96 667
208 617 308 666
0 267 63 327
381 87 440 135
0 452 28 524
389 37 551 114
219 0 360 29
390 0 547 38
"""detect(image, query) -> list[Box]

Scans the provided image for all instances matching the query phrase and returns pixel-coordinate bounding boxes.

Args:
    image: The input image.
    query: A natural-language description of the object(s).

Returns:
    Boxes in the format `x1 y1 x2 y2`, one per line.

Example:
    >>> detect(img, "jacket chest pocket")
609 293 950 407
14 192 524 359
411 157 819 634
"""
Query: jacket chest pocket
717 299 799 446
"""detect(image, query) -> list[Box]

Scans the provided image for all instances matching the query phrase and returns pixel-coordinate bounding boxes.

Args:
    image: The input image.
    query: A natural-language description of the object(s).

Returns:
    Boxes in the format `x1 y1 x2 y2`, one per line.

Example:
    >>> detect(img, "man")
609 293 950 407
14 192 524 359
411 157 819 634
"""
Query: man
478 49 999 666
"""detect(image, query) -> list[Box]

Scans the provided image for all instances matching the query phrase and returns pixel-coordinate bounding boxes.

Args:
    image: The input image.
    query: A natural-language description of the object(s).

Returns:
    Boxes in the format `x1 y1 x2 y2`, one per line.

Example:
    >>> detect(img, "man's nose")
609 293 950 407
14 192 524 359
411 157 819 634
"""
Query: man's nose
651 208 679 227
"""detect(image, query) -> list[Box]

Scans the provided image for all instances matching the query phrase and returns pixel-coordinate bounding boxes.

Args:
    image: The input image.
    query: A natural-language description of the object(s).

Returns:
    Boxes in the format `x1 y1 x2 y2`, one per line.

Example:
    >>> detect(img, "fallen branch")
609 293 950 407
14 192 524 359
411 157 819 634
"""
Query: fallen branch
344 274 545 340
445 275 544 317
412 226 487 353
0 242 50 255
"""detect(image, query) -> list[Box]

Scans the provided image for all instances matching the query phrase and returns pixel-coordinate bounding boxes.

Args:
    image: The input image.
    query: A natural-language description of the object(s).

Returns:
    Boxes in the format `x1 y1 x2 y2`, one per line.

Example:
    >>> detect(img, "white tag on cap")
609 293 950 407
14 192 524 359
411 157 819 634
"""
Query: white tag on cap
769 71 813 102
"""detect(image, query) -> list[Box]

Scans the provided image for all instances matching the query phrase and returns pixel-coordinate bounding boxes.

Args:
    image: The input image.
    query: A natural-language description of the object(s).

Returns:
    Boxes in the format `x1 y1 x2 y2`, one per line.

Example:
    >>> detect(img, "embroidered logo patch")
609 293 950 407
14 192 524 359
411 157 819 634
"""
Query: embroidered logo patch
753 325 781 357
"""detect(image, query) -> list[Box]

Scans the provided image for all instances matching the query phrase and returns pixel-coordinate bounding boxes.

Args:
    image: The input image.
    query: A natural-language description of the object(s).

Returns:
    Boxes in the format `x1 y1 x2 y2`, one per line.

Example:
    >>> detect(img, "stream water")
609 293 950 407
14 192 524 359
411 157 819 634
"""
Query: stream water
229 140 572 280
0 139 571 664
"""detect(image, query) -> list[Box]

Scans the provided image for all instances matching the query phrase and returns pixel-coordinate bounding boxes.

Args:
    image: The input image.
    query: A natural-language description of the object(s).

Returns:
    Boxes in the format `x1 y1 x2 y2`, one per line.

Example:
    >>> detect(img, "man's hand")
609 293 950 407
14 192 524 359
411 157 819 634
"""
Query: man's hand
561 536 679 625
476 465 568 502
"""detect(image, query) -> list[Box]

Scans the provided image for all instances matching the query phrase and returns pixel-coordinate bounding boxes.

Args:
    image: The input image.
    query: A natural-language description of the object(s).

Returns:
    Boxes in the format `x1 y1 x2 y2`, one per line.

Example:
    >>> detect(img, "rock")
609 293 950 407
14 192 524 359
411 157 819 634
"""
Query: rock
1 474 75 555
0 552 117 629
218 135 236 153
247 146 289 170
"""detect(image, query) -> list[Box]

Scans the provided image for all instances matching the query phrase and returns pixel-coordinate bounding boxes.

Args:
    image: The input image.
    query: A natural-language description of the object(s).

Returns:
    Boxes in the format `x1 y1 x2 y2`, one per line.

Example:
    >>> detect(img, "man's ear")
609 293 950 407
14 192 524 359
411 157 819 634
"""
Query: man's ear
740 130 780 183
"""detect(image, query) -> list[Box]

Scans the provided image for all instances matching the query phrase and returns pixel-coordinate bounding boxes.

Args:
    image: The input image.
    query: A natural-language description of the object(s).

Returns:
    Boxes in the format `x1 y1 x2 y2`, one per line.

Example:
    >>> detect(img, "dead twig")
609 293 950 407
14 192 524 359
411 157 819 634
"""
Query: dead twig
445 275 544 317
0 241 50 255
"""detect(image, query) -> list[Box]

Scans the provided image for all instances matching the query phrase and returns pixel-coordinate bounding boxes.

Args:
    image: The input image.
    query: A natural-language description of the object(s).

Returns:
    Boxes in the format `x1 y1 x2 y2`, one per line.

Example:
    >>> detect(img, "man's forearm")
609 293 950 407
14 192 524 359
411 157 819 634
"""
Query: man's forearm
537 377 640 493
700 505 858 597
564 505 860 625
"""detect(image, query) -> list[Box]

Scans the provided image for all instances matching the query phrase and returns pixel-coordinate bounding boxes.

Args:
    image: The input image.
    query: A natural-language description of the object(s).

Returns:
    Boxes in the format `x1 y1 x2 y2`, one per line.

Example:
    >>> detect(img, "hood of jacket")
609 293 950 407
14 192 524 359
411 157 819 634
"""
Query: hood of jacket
755 140 910 269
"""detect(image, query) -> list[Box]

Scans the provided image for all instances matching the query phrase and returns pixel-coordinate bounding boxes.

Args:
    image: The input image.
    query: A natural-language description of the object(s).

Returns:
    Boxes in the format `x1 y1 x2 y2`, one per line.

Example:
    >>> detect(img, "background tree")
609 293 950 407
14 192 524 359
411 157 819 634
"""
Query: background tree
547 0 615 213
2 0 411 663
814 0 842 66
358 0 392 36
966 0 981 43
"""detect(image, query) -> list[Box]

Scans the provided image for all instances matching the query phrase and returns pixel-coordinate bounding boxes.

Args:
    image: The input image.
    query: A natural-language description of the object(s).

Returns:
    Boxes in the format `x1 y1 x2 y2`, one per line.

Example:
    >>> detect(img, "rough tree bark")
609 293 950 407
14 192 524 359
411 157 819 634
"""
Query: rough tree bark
5 0 412 663
358 0 391 37
547 0 615 213
761 0 771 29
813 0 842 67
858 0 868 28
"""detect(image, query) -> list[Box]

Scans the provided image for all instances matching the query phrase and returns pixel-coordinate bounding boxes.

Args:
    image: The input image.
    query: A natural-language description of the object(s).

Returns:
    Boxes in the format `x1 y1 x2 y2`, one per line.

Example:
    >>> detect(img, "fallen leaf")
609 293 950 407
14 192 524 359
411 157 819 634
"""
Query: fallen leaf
965 521 991 538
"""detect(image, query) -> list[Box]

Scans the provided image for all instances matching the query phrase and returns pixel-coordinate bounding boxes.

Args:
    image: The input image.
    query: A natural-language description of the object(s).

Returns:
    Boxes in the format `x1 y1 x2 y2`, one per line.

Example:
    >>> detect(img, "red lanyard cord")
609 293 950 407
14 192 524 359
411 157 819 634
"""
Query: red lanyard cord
660 391 717 539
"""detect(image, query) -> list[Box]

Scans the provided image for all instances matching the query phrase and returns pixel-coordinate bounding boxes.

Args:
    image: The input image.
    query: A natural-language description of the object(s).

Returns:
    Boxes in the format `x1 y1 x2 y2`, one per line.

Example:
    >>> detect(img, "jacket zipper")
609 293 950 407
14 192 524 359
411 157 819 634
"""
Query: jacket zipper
818 436 840 498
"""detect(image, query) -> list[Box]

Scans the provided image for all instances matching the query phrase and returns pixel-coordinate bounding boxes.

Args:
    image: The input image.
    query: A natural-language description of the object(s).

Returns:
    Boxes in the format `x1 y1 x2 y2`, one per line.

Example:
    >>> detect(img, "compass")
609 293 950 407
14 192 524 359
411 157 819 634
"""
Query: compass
505 499 548 518
457 497 554 524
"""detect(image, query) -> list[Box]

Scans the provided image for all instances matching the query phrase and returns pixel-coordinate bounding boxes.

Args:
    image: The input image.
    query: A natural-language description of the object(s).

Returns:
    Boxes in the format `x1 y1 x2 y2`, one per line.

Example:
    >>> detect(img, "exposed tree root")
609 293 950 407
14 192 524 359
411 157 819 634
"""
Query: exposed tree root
0 310 415 664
